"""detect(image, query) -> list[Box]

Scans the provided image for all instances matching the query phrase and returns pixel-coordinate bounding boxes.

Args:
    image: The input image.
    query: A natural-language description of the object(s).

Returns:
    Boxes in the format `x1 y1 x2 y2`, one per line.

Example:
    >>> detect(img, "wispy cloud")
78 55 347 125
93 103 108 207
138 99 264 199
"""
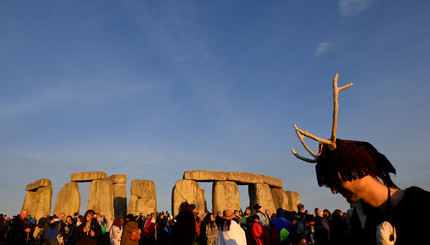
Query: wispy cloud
338 0 377 17
315 42 332 56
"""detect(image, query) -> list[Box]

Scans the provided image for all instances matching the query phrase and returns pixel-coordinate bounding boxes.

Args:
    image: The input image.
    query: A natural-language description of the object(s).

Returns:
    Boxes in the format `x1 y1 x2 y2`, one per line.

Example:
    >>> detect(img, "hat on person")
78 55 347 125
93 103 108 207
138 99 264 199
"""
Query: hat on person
190 204 196 210
292 73 398 189
253 204 262 210
316 139 397 188
222 209 236 220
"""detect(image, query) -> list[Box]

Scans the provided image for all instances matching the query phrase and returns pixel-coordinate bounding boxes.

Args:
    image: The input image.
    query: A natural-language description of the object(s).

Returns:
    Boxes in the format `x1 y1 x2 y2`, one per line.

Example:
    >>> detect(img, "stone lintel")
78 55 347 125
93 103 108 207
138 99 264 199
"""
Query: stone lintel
70 171 107 182
25 178 52 191
107 174 127 184
183 170 228 181
262 175 283 188
227 172 264 184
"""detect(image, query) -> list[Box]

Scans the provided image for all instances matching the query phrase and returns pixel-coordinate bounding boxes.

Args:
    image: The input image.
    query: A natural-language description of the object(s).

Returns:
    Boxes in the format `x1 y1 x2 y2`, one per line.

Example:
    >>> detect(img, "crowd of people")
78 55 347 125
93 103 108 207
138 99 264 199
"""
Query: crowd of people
0 202 354 245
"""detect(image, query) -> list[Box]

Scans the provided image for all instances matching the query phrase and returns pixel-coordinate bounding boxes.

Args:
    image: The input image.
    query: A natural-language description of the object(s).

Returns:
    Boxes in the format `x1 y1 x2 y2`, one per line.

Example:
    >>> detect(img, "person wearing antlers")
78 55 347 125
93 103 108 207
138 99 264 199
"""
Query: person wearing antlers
291 73 430 245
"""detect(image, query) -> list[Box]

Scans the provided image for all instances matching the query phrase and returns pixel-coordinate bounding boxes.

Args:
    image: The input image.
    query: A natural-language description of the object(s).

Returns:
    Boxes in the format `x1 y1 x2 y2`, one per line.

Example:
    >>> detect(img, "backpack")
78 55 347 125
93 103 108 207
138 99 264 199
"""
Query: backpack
280 228 289 243
129 228 141 241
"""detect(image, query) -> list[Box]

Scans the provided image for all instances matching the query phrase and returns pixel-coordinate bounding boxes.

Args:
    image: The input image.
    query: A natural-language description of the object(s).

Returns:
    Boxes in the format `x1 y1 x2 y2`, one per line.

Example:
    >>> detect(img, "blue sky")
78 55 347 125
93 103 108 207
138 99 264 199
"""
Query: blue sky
1 0 429 217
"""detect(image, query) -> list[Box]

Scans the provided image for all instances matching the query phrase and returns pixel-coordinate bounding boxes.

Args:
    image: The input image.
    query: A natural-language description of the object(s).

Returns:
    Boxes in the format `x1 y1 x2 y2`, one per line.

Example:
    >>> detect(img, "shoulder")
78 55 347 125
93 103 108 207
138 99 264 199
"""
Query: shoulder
400 186 430 206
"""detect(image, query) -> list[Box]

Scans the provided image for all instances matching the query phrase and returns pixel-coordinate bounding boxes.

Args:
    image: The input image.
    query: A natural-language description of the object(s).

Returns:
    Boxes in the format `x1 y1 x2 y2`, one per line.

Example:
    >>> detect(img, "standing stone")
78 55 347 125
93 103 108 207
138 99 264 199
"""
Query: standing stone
271 187 289 211
70 171 107 182
87 180 114 219
22 179 53 219
212 181 240 215
127 180 157 216
285 190 301 212
108 175 127 218
249 183 276 215
172 180 206 217
53 182 80 217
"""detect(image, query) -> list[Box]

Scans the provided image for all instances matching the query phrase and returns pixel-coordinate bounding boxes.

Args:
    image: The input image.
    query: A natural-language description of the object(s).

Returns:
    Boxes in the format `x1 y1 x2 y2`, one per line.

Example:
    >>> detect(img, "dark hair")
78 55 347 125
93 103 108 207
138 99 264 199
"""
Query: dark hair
179 202 192 214
316 140 398 188
221 219 232 231
83 210 95 221
66 216 74 225
126 214 135 221
202 213 216 230
113 216 123 227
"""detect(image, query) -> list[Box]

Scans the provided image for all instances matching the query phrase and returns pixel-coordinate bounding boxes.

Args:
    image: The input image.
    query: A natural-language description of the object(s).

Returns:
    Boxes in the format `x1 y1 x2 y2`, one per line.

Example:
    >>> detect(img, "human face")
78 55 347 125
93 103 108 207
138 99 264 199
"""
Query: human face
67 217 72 224
20 210 28 220
210 214 214 222
59 213 65 221
329 177 365 203
86 213 93 222
298 238 307 245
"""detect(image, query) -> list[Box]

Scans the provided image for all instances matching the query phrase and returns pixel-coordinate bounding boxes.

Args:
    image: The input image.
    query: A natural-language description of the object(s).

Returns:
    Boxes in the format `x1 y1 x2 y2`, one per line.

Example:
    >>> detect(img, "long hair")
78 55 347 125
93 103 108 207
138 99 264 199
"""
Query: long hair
202 213 216 230
221 219 231 231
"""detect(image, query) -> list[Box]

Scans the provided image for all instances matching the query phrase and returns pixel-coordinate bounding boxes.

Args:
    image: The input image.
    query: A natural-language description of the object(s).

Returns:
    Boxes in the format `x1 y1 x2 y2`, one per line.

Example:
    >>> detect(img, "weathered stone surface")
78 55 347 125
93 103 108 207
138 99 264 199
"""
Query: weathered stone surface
87 180 114 219
172 180 206 217
184 170 228 181
70 171 107 182
22 185 53 219
53 182 80 217
262 175 283 188
227 172 264 185
249 183 276 215
285 190 301 212
212 181 240 214
25 179 51 191
127 180 157 216
113 183 127 217
107 174 127 184
271 187 289 211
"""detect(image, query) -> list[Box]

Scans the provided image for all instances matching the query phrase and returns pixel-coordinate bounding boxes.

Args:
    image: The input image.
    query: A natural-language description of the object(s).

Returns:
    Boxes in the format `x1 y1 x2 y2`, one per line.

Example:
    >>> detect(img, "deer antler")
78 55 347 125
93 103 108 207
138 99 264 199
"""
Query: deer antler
292 73 353 162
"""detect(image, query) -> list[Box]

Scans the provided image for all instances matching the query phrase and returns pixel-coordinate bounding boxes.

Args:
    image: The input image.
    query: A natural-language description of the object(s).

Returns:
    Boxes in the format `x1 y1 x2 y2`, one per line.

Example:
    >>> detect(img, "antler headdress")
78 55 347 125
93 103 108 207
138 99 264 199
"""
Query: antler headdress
291 73 353 162
291 73 398 188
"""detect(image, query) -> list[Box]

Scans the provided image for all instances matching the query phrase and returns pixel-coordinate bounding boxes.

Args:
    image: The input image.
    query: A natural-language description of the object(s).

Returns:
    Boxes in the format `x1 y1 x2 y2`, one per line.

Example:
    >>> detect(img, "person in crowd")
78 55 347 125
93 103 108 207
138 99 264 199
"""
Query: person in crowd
304 214 315 245
120 214 139 245
271 208 291 245
293 235 308 245
60 216 76 245
329 209 346 245
241 207 251 228
253 204 270 245
314 209 329 245
142 213 156 245
250 215 262 245
73 213 79 224
10 209 31 245
172 202 195 245
108 216 123 245
157 213 169 245
34 214 48 244
215 211 223 229
166 215 175 239
233 210 241 225
297 204 305 216
45 215 60 245
217 209 246 245
199 213 218 245
291 212 305 243
292 73 430 244
74 209 101 245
